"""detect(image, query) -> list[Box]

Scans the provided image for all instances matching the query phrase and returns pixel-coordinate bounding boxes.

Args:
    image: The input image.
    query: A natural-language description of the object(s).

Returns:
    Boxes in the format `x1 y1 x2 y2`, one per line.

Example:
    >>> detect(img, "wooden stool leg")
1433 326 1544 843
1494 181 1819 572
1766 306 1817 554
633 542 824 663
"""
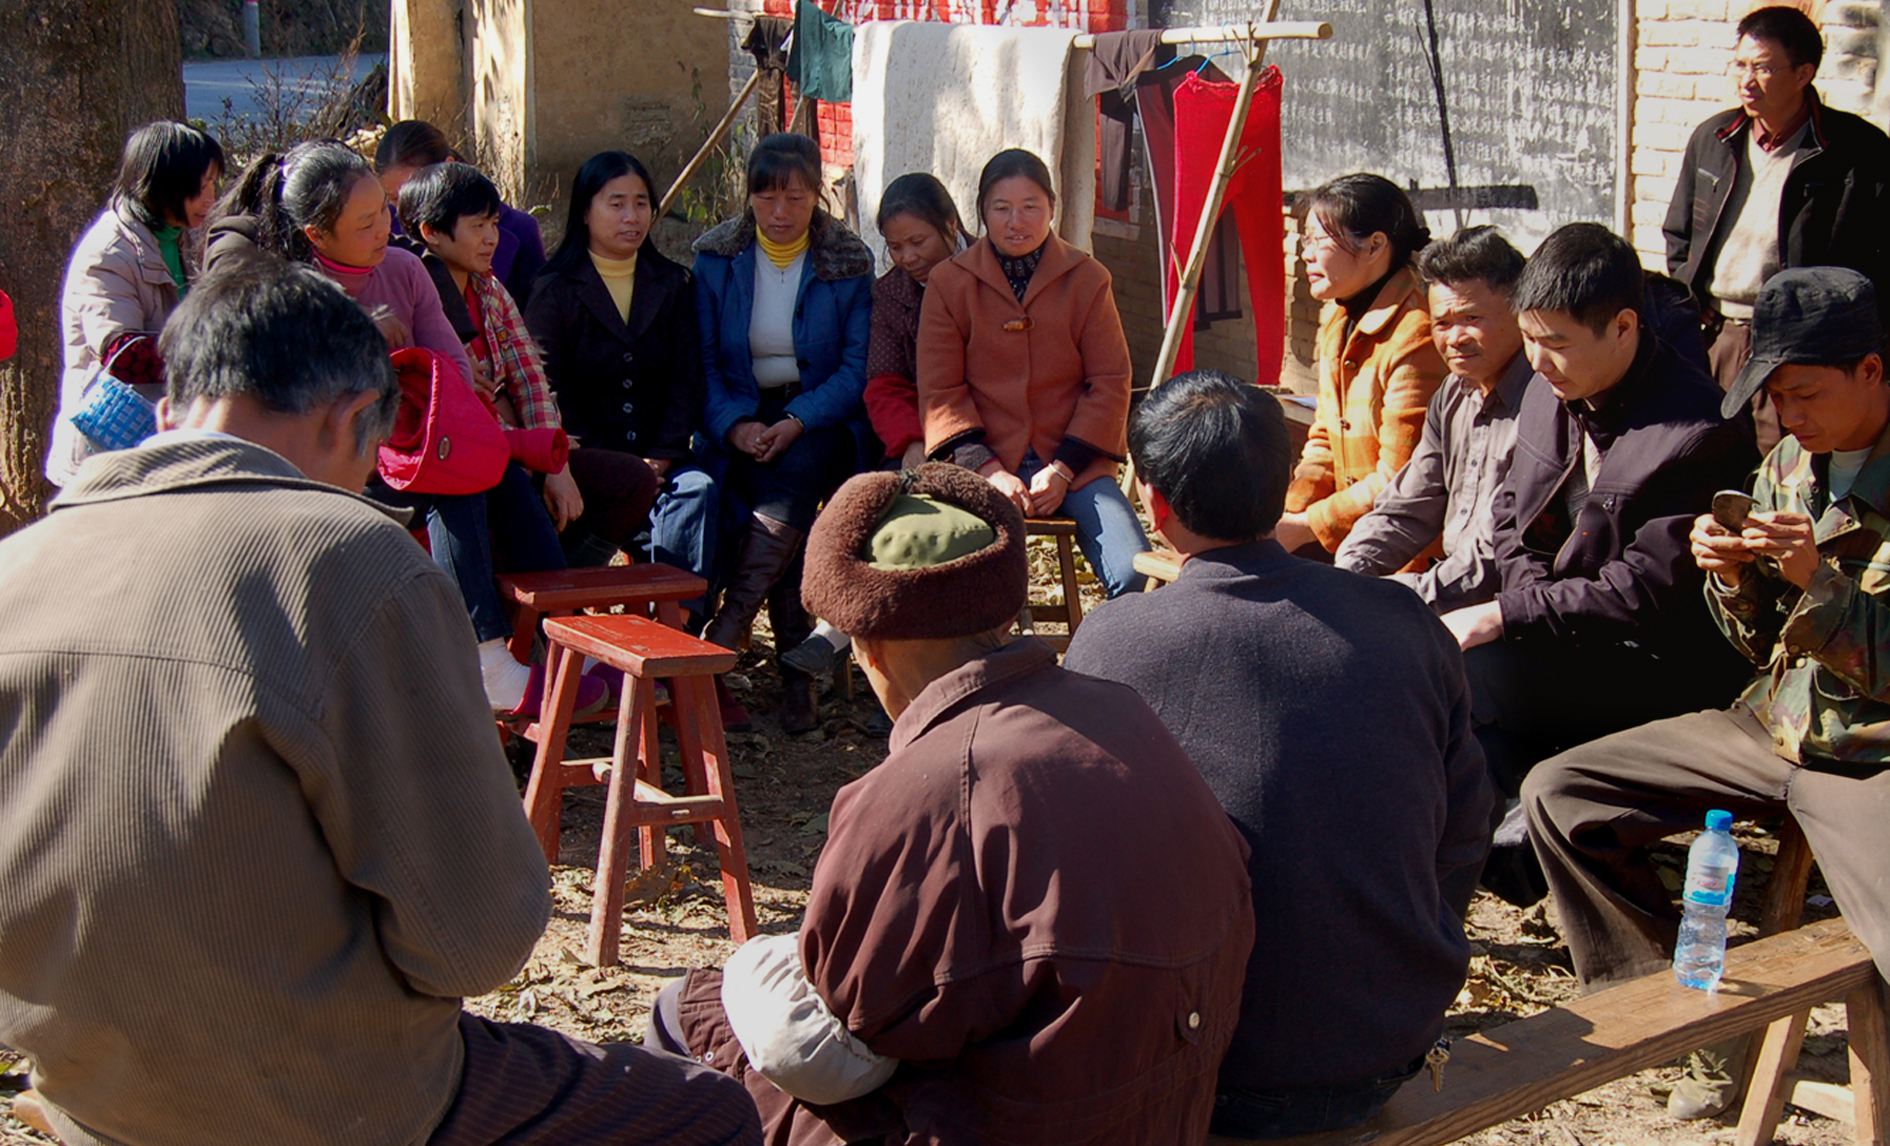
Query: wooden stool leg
676 674 758 943
587 676 656 968
521 643 584 864
635 679 667 873
1850 974 1889 1146
1057 535 1083 633
1738 1009 1811 1146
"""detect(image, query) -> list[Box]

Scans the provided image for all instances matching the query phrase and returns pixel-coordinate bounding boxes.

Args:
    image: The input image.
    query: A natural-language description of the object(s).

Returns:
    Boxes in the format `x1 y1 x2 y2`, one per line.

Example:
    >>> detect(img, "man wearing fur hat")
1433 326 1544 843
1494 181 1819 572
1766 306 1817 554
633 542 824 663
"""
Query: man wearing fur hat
645 463 1256 1145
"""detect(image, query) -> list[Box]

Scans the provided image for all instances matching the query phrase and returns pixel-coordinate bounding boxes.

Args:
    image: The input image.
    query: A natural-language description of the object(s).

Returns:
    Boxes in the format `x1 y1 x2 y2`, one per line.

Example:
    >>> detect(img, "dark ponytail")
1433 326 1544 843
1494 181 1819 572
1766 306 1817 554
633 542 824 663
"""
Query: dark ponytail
209 140 377 263
1308 173 1431 271
974 148 1056 226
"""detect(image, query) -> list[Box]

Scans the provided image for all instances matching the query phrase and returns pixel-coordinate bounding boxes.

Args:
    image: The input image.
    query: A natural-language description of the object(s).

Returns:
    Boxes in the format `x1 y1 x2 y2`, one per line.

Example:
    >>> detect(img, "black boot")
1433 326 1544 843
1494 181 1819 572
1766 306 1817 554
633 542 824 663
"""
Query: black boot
778 665 820 734
702 514 804 652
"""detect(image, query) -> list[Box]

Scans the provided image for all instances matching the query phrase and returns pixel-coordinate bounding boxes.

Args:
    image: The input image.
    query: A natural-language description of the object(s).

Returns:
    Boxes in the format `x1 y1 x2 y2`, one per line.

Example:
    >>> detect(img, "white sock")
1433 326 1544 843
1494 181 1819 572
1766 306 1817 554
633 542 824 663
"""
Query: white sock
479 637 532 711
811 620 851 654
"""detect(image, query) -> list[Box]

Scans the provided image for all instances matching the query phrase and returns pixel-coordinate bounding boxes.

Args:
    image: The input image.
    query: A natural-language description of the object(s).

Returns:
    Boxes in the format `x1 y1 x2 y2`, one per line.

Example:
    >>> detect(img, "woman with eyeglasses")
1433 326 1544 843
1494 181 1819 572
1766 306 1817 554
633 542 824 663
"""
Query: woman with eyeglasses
1272 173 1445 560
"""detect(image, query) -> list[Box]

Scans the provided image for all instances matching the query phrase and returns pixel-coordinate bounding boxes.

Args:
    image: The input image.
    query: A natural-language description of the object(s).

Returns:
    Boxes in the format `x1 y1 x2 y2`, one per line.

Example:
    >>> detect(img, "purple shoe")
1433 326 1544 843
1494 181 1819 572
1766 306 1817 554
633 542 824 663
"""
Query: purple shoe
508 661 611 720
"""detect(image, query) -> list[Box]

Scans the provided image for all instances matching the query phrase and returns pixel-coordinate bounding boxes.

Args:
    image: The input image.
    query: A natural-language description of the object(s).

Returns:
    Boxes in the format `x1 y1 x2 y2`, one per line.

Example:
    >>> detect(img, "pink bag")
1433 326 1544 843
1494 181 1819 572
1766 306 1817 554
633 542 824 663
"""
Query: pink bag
376 347 509 495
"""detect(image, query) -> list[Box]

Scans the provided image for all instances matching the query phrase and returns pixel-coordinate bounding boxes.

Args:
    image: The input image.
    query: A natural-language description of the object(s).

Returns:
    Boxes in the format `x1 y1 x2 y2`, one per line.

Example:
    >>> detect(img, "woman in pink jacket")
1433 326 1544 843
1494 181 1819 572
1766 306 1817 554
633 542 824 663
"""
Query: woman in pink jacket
48 122 223 486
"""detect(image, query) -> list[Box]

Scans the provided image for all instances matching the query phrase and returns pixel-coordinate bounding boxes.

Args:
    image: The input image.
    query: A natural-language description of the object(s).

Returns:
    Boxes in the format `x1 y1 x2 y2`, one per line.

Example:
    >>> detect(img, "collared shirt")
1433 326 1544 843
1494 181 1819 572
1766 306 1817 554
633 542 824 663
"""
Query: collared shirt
1755 102 1814 152
1335 350 1532 612
464 270 561 431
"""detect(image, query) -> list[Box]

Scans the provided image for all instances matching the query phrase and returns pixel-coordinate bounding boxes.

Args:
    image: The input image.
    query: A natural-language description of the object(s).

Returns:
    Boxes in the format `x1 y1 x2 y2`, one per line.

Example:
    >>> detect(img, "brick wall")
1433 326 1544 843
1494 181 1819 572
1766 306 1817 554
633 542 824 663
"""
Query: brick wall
1627 0 1881 270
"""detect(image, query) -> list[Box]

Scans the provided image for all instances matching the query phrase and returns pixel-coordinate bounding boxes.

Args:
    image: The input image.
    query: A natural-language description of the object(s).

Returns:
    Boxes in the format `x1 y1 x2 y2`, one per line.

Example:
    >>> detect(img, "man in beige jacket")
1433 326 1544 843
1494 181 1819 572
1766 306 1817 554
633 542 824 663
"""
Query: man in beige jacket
0 262 759 1146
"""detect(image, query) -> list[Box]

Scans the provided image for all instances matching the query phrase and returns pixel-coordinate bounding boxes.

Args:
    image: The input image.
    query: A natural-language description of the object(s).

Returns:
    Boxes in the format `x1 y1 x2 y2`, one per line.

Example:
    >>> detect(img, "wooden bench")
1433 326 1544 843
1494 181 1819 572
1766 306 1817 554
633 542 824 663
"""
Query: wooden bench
497 563 705 662
1219 917 1886 1146
525 613 757 966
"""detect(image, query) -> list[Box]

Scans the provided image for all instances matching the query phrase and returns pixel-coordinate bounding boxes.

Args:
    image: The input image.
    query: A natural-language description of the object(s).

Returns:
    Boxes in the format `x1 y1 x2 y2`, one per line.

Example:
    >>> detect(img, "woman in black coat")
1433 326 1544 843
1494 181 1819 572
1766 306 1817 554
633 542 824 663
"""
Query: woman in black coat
525 151 719 610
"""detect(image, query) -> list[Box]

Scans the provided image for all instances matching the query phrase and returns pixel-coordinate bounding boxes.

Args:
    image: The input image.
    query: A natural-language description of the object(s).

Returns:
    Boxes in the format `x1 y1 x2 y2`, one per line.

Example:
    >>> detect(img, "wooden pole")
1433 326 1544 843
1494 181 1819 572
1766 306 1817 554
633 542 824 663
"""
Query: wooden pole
1149 5 1280 395
1122 3 1283 498
659 66 763 220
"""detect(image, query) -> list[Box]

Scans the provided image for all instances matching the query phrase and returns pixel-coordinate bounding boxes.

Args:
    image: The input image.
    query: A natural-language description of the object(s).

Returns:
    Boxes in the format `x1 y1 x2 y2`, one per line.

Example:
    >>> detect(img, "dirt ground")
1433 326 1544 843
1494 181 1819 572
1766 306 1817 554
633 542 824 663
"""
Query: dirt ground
0 542 1869 1145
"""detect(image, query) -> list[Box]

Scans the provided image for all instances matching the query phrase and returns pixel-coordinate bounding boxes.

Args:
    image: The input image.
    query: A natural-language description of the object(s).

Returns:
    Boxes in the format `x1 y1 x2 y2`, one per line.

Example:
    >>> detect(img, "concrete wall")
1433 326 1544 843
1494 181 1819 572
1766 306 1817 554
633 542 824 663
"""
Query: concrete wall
400 0 730 222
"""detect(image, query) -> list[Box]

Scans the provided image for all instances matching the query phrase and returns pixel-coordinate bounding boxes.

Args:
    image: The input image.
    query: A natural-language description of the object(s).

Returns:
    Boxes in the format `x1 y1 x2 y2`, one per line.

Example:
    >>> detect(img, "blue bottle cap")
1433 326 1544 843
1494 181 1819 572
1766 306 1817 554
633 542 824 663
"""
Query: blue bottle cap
1705 809 1733 831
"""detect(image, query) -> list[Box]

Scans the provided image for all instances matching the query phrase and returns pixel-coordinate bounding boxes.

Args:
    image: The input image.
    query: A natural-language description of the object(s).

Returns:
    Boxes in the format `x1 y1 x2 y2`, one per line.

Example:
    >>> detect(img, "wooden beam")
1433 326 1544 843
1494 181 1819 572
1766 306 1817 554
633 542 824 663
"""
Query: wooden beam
659 64 766 221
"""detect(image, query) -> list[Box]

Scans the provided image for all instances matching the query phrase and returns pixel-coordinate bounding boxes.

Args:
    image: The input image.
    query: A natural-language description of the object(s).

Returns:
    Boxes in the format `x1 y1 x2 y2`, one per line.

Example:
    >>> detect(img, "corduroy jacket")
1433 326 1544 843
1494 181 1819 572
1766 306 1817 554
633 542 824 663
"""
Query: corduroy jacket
917 233 1134 490
1286 266 1447 551
0 438 552 1146
674 638 1253 1146
1491 331 1758 666
526 246 702 460
1664 90 1890 318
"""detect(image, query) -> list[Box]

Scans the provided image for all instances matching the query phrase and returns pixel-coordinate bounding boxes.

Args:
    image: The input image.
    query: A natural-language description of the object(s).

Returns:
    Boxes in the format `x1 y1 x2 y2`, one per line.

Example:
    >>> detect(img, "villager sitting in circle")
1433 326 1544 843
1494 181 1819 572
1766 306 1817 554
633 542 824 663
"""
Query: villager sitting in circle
401 161 660 576
694 132 877 734
1335 225 1534 611
646 463 1255 1145
205 140 588 715
1067 370 1493 1140
0 260 762 1146
527 150 717 598
49 120 224 488
1273 173 1446 559
917 147 1152 597
783 170 972 682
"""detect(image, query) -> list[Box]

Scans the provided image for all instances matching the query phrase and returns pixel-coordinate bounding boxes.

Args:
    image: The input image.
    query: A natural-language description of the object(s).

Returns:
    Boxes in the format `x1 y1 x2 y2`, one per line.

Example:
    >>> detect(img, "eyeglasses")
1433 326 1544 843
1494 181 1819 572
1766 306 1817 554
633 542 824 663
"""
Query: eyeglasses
1300 230 1345 256
1729 60 1785 80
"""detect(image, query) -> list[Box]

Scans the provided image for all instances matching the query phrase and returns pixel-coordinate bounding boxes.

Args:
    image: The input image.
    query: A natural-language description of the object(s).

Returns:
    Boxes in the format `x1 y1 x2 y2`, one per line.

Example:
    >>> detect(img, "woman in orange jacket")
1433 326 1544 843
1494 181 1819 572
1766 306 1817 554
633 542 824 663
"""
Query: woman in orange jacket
918 149 1149 597
1273 174 1446 559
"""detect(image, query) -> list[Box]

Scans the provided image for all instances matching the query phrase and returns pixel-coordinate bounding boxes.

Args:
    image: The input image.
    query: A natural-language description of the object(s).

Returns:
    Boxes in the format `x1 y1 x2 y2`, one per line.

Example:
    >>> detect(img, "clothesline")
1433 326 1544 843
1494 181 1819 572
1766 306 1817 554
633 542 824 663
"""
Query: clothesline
690 9 1332 47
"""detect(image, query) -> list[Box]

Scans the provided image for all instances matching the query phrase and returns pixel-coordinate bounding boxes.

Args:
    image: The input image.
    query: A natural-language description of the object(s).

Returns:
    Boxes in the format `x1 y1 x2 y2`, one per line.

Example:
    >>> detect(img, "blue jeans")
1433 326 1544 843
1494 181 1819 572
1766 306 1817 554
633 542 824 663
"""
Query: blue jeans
1015 451 1149 598
648 464 720 621
375 463 566 643
1211 1058 1423 1139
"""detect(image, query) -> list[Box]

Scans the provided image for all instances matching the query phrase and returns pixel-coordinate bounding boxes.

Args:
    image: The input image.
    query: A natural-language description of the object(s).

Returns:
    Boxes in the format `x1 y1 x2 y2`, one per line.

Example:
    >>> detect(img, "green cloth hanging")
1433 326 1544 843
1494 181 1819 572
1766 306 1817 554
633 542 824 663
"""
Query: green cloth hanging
788 0 852 103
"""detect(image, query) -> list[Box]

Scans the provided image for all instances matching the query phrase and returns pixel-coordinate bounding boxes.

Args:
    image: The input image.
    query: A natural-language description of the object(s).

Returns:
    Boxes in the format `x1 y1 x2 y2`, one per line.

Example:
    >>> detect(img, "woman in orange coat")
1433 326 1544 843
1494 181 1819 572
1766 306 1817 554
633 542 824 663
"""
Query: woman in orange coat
1273 174 1445 559
918 149 1149 597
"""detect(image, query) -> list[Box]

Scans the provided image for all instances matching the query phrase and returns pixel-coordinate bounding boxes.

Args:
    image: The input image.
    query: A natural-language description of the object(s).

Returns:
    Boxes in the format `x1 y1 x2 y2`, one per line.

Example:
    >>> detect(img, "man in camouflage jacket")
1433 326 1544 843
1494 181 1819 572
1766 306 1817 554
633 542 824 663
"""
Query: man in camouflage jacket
1523 267 1890 1002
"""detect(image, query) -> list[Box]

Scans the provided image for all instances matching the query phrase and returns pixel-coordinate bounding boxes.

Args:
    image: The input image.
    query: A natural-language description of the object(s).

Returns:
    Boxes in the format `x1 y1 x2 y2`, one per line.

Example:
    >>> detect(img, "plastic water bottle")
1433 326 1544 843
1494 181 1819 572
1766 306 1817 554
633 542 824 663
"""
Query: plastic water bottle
1674 809 1739 990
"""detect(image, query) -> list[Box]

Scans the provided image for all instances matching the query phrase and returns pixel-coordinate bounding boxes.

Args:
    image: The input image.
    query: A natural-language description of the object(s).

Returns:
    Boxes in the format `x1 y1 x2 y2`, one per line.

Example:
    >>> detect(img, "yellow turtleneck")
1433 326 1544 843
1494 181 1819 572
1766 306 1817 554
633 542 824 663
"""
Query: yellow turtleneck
590 250 637 323
757 229 810 270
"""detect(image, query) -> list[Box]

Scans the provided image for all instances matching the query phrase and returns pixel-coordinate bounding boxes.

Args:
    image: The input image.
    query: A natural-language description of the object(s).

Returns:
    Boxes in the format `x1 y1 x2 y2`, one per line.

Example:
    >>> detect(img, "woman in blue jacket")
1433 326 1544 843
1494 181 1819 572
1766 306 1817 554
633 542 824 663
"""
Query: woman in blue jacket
693 133 875 732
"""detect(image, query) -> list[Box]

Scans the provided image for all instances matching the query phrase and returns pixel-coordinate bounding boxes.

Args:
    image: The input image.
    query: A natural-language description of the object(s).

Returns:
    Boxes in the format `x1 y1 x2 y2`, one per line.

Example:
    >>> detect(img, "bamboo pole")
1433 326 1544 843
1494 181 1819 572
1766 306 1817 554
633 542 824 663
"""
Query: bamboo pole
659 65 765 220
1122 3 1285 499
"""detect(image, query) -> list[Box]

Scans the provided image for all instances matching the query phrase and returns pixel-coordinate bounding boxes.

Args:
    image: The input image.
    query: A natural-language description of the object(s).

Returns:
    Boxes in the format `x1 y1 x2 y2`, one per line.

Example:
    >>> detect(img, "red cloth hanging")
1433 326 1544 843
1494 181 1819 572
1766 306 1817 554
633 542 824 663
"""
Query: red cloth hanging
1169 66 1285 384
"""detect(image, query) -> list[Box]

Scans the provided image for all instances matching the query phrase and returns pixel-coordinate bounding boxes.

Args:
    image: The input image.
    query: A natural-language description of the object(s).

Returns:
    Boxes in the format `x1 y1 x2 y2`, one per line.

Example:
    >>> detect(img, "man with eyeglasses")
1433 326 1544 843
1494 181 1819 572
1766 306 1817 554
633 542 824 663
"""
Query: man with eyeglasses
1664 4 1890 450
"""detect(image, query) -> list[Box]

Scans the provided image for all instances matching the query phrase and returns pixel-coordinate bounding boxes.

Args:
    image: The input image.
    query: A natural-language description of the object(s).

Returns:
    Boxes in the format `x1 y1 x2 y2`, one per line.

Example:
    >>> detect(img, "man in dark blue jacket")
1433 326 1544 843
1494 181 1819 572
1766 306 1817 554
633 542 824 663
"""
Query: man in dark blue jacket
1066 371 1493 1141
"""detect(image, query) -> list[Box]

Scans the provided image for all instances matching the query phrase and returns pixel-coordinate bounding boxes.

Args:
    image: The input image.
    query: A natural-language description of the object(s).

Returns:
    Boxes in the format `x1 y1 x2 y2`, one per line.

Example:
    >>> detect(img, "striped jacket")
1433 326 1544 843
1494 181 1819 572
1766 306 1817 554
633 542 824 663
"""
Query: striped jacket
1710 422 1890 765
1285 266 1446 551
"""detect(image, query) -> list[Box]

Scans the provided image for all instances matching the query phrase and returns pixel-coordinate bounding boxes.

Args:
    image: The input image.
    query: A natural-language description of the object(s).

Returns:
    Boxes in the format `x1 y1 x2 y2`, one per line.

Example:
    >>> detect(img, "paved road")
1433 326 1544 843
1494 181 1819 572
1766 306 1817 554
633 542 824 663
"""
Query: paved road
183 54 386 123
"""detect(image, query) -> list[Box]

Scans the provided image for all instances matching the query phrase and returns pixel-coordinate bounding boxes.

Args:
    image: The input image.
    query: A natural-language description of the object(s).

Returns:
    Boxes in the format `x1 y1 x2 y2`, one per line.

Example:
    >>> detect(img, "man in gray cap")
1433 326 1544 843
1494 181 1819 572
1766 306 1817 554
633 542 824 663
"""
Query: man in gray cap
1523 265 1890 1119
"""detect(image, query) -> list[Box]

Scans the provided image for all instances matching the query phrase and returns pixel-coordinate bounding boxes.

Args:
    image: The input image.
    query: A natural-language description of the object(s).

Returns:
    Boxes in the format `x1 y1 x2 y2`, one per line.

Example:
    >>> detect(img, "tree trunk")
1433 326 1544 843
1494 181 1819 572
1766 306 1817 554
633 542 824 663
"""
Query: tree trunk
0 1 183 537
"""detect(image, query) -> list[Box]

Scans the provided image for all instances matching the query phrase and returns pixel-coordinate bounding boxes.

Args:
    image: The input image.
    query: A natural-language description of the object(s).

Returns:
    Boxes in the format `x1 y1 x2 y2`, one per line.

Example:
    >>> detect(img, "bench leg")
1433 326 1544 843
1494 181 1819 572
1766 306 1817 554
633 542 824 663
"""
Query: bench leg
521 643 584 864
1850 975 1889 1146
587 680 655 968
1738 1009 1810 1146
675 674 758 945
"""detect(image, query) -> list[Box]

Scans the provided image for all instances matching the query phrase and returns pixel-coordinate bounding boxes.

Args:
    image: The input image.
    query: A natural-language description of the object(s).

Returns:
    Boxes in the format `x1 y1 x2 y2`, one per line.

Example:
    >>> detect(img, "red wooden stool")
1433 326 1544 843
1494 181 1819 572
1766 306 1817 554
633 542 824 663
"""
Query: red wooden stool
525 613 758 966
497 564 705 660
